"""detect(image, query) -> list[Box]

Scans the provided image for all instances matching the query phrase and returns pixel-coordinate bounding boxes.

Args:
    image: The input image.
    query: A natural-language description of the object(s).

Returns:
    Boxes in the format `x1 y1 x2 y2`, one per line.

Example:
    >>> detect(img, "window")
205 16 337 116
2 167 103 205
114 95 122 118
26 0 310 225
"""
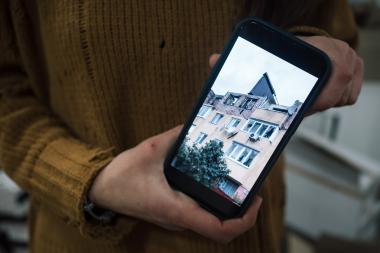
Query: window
224 95 240 106
239 97 257 110
260 100 270 109
226 118 240 129
219 179 239 198
188 124 196 134
272 107 288 113
263 126 275 138
194 132 207 144
243 119 277 139
197 105 211 118
226 142 258 167
210 113 224 124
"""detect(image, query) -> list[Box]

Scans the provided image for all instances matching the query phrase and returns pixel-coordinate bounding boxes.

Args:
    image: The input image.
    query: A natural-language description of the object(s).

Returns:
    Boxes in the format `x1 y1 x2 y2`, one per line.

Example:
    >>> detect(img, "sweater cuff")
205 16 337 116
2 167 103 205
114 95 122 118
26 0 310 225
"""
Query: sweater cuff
288 25 331 37
31 136 137 242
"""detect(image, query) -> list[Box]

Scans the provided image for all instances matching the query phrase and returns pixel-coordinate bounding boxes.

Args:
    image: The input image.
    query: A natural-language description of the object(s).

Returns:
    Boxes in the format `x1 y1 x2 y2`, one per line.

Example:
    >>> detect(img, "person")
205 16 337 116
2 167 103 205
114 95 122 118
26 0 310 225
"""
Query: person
0 0 362 252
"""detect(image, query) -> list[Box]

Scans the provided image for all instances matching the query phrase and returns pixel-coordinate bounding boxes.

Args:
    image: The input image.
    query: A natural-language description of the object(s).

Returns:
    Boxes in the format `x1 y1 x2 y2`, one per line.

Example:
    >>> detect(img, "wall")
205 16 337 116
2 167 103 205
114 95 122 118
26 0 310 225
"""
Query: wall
188 107 288 190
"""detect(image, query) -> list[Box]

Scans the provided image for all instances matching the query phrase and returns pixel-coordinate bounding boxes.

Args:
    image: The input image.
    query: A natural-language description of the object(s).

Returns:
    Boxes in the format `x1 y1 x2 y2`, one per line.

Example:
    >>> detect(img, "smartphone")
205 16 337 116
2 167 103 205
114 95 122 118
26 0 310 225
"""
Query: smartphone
164 17 331 219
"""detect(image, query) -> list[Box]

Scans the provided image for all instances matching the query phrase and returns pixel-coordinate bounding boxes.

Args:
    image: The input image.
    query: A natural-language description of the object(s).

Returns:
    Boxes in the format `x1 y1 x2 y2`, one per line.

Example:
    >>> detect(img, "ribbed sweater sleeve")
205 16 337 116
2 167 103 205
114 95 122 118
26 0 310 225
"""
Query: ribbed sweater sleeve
0 0 132 241
287 0 358 49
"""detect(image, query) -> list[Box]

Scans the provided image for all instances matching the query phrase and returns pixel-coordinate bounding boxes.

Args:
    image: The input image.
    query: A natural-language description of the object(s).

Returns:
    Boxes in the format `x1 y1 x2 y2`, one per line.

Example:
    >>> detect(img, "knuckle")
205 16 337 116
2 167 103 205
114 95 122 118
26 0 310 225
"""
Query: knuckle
140 138 159 155
339 40 355 62
339 40 350 52
357 56 364 71
341 90 351 105
317 97 335 111
339 68 353 84
358 56 364 66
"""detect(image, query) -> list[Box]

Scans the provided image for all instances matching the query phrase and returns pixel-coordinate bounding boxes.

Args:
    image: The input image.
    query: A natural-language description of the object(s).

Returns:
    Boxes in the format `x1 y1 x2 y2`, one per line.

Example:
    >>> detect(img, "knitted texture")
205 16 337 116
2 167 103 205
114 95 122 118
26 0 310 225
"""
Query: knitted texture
0 0 357 252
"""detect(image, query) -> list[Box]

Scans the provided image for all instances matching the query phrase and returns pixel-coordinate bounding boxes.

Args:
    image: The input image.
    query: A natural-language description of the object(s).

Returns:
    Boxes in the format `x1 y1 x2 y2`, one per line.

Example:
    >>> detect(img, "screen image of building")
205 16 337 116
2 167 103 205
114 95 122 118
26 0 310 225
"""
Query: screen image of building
186 73 302 204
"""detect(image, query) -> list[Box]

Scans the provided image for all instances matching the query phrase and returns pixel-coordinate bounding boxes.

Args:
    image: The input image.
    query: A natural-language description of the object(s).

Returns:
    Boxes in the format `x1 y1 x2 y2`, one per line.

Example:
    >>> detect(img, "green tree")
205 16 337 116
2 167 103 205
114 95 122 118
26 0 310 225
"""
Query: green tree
175 139 230 188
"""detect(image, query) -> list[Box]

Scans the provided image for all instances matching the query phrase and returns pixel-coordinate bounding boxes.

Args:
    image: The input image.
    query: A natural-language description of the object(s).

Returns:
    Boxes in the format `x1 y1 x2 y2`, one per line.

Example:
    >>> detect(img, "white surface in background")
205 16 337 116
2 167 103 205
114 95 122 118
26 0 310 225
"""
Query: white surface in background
0 171 25 214
285 83 380 241
300 83 380 164
285 136 379 241
285 168 371 239
0 171 29 247
0 171 22 193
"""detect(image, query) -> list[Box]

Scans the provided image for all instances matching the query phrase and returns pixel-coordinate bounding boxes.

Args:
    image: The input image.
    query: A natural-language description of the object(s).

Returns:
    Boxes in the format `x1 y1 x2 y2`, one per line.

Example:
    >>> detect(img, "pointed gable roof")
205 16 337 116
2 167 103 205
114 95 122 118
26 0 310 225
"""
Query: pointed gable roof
248 73 278 104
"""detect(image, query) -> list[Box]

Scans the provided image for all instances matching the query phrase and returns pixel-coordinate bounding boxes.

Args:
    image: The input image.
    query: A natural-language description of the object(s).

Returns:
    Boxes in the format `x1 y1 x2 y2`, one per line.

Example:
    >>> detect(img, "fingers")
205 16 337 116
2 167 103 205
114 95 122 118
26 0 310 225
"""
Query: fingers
337 48 357 106
348 57 363 105
336 54 363 107
159 125 183 144
302 36 363 114
179 195 262 243
337 43 360 106
209 54 220 68
221 196 262 239
159 125 183 157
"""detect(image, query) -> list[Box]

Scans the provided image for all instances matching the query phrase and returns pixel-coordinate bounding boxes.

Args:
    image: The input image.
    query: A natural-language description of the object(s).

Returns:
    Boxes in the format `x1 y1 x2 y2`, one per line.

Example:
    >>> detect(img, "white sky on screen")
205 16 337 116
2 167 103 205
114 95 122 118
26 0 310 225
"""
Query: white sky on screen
211 37 318 107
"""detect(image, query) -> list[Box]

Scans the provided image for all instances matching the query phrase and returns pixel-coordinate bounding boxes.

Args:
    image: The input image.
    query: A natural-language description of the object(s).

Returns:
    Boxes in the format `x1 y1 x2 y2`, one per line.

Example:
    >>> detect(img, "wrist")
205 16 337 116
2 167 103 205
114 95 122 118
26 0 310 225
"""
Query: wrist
85 160 118 224
89 159 115 208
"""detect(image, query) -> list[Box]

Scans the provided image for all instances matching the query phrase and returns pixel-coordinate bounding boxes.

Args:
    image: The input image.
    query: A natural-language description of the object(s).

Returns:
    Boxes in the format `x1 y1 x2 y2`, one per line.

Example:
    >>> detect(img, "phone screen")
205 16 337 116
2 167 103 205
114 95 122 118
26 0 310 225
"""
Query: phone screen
170 36 319 206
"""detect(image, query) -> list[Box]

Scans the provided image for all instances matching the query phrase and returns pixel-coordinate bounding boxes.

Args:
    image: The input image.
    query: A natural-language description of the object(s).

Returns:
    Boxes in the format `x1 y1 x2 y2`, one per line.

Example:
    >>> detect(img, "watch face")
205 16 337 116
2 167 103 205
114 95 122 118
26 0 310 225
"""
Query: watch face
84 197 116 224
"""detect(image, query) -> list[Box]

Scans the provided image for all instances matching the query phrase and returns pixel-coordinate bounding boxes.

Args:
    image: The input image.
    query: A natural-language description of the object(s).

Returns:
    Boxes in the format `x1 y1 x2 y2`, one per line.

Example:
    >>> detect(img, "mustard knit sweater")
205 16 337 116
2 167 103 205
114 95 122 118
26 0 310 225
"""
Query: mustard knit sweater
0 0 357 252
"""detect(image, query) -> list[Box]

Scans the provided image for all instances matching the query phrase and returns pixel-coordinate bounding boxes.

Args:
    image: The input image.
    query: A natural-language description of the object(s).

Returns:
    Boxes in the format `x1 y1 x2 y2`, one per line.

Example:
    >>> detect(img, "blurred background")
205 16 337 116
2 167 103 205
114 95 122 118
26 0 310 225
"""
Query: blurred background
284 0 380 252
0 1 379 253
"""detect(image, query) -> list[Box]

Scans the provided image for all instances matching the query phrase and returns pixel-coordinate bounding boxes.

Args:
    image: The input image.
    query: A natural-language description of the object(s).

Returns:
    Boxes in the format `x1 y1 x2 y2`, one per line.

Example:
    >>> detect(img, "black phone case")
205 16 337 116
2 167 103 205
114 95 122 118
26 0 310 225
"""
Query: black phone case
164 17 331 219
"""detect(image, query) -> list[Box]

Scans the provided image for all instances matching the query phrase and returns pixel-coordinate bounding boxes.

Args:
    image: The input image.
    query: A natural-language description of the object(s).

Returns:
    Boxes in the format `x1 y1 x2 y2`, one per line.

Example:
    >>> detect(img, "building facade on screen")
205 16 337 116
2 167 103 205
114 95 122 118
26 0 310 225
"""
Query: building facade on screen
187 72 302 204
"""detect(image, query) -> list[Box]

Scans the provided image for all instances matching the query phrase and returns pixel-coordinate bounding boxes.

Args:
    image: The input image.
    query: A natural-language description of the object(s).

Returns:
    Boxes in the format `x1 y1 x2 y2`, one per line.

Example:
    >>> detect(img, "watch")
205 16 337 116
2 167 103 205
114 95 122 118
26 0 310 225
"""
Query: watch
83 197 116 224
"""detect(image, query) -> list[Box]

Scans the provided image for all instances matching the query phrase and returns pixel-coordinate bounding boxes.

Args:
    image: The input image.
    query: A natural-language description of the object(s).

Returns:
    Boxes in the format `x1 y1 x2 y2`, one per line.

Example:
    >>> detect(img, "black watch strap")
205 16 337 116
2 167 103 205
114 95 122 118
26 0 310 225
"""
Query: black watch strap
84 197 116 224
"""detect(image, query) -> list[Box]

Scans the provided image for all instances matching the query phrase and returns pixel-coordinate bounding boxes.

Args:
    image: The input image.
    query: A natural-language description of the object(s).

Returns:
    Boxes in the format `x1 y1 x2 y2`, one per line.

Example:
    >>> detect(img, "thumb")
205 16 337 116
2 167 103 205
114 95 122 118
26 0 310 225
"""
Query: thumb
209 53 220 68
149 125 183 158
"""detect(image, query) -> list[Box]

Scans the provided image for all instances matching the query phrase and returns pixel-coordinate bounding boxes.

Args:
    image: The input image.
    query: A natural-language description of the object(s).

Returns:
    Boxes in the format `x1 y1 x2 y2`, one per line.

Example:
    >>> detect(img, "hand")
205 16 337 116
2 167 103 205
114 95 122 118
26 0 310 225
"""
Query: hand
300 36 363 114
89 125 263 243
209 36 363 115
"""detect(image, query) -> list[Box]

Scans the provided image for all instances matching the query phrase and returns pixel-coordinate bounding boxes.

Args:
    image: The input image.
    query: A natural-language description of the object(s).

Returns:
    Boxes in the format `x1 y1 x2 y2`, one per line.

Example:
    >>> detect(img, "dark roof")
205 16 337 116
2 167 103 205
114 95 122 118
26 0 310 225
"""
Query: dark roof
248 73 278 104
208 89 215 97
288 100 302 115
